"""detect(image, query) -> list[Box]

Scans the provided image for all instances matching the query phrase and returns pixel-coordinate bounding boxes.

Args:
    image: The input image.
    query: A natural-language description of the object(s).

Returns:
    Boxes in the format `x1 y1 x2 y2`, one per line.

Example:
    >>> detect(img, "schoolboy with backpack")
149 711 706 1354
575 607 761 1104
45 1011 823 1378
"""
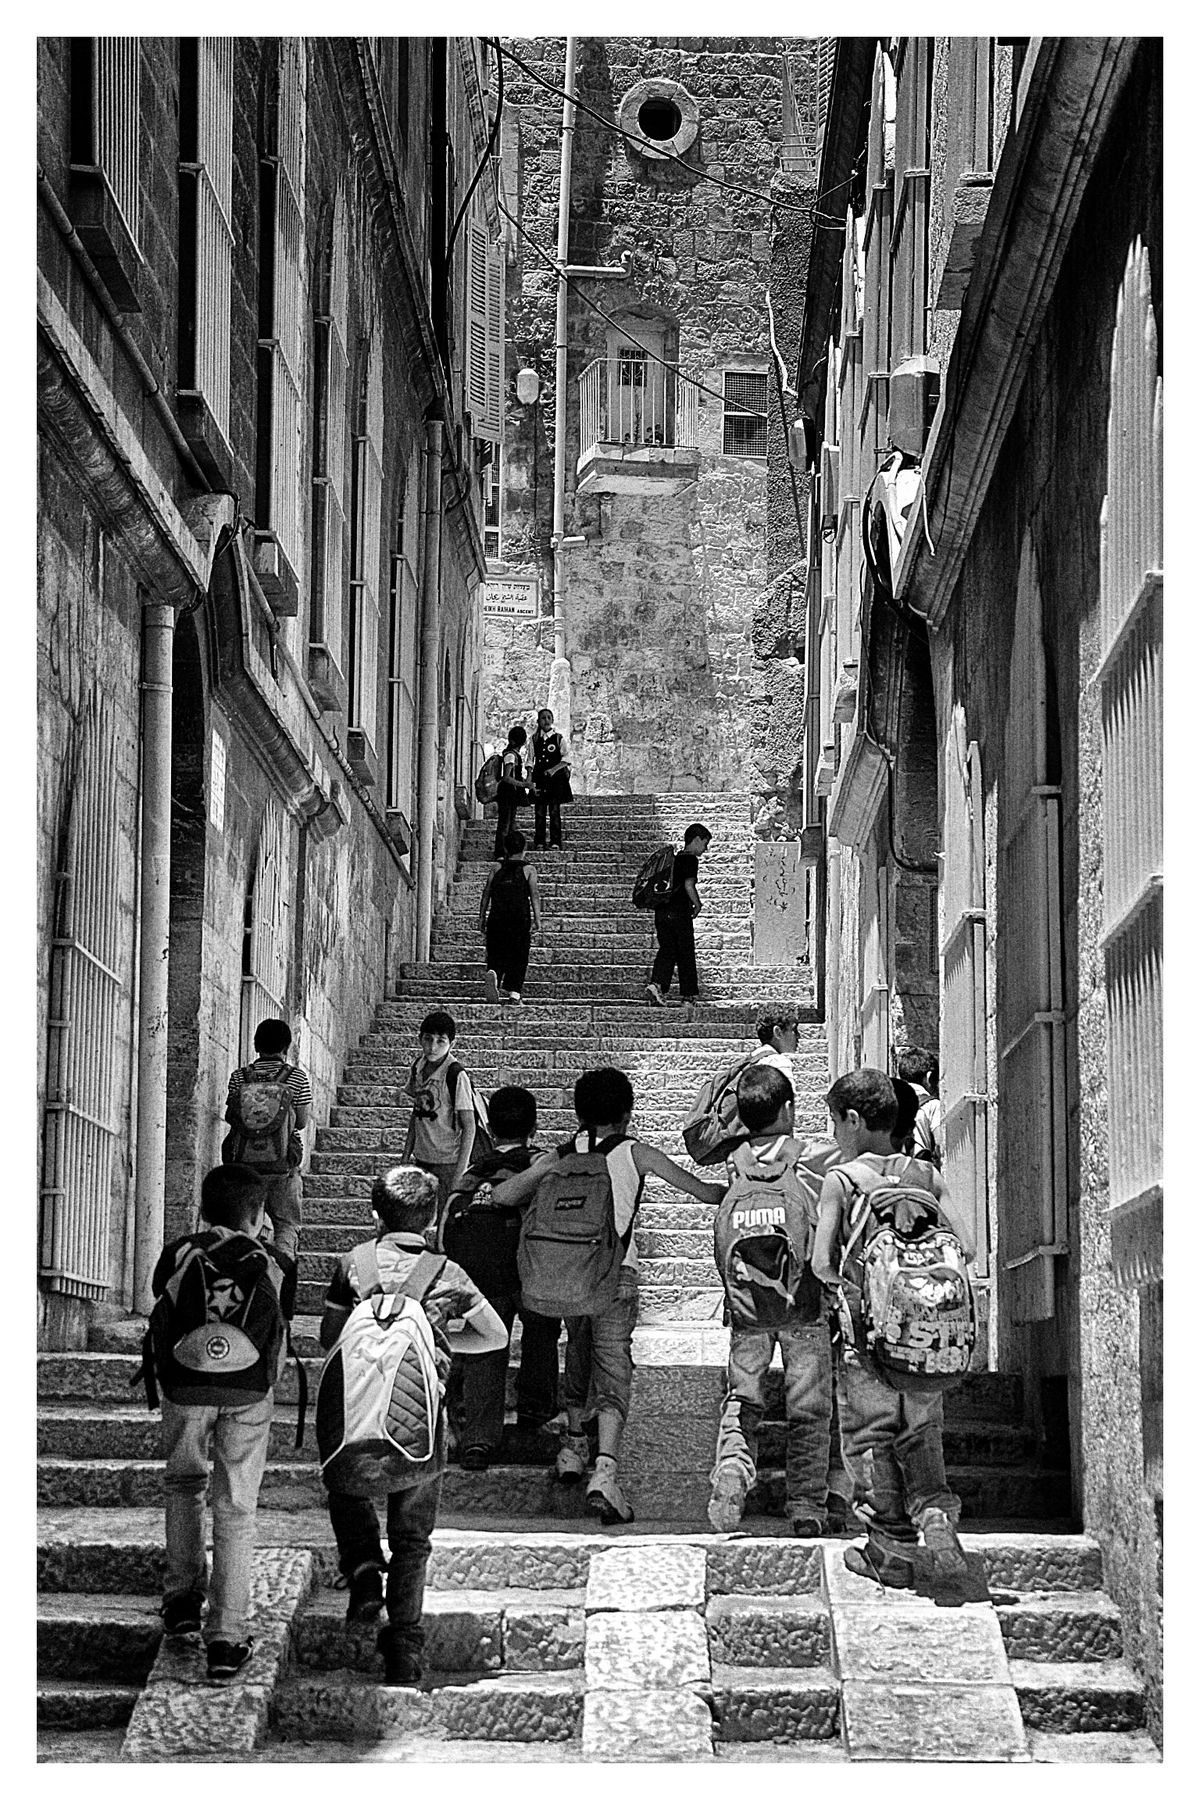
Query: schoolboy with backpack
316 1164 508 1687
440 1086 562 1468
223 1017 313 1298
402 1009 490 1216
707 1064 843 1537
490 1066 726 1524
479 829 542 1006
144 1164 285 1682
681 1001 804 1166
812 1067 976 1591
639 822 712 1021
491 724 537 860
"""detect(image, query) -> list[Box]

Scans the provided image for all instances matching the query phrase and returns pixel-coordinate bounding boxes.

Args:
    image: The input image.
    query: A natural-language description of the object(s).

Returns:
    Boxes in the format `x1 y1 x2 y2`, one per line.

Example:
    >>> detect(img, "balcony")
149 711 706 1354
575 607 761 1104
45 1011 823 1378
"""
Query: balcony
576 356 701 495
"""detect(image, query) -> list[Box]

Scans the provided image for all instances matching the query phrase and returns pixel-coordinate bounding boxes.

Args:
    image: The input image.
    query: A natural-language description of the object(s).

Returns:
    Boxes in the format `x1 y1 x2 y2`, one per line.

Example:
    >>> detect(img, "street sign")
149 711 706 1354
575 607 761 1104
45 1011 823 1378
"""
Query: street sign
481 576 539 618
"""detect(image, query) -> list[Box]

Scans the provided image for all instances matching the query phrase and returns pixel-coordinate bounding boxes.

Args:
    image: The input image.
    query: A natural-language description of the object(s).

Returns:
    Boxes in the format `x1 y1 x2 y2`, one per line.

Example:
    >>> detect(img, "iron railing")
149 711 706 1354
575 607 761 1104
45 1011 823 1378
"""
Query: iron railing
578 355 699 460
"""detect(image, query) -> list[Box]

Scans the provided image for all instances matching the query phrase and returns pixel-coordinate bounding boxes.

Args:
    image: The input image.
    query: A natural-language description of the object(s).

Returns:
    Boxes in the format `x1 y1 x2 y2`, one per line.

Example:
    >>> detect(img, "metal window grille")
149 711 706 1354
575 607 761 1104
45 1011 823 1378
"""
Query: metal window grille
40 700 128 1299
1098 240 1163 1274
240 802 291 1064
348 347 383 746
190 38 234 436
484 445 502 563
93 38 141 244
269 40 306 576
722 371 769 457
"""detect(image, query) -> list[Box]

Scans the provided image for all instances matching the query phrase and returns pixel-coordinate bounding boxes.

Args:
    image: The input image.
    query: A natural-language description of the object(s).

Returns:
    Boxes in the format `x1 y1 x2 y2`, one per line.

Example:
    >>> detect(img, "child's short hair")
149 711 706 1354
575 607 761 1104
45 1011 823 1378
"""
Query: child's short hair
896 1046 939 1088
254 1017 292 1056
827 1068 898 1133
371 1165 441 1233
488 1084 537 1140
200 1164 266 1230
507 724 527 748
504 829 526 855
756 1002 800 1044
891 1078 920 1145
736 1063 794 1133
574 1067 635 1128
683 822 712 847
419 1009 457 1042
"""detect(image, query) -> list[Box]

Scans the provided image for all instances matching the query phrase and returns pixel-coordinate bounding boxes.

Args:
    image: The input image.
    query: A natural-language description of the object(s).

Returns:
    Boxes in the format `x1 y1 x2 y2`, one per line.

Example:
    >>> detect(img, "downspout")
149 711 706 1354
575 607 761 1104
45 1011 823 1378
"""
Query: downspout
415 415 445 961
132 602 176 1312
547 35 577 742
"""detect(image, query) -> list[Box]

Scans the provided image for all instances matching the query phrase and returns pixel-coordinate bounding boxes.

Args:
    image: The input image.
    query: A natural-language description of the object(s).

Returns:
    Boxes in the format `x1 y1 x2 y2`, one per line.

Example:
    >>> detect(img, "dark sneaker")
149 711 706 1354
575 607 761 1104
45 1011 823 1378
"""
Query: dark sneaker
207 1639 254 1681
378 1629 423 1688
460 1444 490 1472
790 1517 824 1538
843 1542 914 1590
346 1566 385 1625
922 1507 969 1583
824 1495 854 1536
161 1592 204 1640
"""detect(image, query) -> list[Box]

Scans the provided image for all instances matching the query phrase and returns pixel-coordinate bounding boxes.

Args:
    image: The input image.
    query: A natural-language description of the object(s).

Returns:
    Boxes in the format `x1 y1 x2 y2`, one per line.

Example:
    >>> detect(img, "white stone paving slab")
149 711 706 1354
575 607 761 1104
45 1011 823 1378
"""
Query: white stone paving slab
582 1689 714 1760
586 1542 707 1612
586 1609 711 1688
841 1679 1030 1761
834 1605 1010 1684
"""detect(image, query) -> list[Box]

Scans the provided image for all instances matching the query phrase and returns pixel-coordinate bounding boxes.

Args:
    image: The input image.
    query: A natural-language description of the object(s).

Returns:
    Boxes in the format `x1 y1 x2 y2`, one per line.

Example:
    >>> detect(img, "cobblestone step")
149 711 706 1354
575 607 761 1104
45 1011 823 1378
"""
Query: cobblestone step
710 1665 841 1742
37 1591 163 1682
37 1727 127 1763
705 1595 831 1667
37 1678 142 1732
293 1586 586 1674
995 1593 1124 1662
1009 1661 1146 1731
270 1668 587 1743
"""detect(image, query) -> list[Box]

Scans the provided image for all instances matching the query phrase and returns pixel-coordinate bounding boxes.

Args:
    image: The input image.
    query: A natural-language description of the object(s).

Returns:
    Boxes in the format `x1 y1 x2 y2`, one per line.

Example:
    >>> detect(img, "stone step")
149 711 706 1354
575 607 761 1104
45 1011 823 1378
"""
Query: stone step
369 1003 805 1030
37 1678 141 1732
395 977 812 1000
711 1665 841 1742
292 1276 727 1318
1009 1661 1146 1732
437 918 756 943
705 1594 831 1667
293 1586 586 1675
270 1668 586 1743
37 1591 162 1682
1025 1730 1160 1762
995 1592 1124 1662
37 1727 127 1764
39 1531 165 1594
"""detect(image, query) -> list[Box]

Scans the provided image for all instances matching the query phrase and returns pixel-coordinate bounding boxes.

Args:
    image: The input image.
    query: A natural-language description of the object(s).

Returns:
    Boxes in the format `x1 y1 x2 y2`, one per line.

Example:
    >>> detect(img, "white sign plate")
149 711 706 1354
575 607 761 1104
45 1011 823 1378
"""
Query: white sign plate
481 576 539 618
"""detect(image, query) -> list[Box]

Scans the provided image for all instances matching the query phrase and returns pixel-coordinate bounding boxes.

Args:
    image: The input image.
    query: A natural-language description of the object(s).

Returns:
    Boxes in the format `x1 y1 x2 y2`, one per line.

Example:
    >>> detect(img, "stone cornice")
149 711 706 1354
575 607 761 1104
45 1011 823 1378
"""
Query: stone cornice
895 37 1141 630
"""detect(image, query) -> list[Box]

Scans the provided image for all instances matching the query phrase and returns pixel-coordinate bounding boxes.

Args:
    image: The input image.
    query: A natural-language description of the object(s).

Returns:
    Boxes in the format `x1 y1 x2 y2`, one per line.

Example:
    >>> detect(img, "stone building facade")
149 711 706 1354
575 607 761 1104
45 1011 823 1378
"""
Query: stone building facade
795 39 1162 1737
37 37 503 1346
482 36 822 832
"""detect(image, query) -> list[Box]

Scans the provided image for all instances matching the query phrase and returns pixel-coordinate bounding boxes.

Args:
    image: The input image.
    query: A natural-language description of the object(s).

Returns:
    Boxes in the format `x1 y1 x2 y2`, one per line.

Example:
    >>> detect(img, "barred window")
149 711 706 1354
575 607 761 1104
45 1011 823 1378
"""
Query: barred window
179 39 234 438
76 37 141 244
310 193 349 676
348 344 384 749
722 370 768 457
256 39 307 584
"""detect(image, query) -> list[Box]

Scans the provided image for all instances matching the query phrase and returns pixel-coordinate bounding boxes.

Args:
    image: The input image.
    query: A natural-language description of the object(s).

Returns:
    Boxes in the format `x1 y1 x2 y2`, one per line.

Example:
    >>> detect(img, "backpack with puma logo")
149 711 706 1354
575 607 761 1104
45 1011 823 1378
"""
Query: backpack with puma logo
838 1158 976 1395
222 1058 297 1175
316 1244 447 1497
517 1132 635 1317
714 1137 827 1329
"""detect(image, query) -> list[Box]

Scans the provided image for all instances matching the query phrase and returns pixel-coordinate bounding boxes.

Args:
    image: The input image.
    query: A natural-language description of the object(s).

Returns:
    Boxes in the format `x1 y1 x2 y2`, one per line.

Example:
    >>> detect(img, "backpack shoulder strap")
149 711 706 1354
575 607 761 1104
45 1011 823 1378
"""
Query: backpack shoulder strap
397 1250 447 1304
351 1239 383 1297
837 1161 882 1271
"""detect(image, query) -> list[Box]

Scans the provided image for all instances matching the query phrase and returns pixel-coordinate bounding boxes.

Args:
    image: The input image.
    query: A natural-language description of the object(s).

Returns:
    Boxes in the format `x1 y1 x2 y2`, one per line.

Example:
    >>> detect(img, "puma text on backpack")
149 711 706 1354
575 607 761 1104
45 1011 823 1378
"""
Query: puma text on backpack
631 845 677 910
475 753 502 804
518 1133 634 1317
682 1046 778 1166
222 1059 297 1174
139 1231 287 1411
839 1160 976 1395
714 1139 824 1330
316 1245 447 1497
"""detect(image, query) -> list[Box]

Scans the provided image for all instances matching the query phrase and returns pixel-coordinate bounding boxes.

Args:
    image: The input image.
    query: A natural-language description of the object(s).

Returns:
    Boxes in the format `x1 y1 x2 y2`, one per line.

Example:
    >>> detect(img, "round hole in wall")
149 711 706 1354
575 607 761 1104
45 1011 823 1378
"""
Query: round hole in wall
637 96 683 141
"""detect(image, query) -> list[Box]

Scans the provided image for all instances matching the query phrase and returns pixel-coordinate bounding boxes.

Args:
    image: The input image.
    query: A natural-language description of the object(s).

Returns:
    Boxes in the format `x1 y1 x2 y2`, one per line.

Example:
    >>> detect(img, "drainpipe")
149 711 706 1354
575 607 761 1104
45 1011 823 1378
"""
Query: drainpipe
548 35 578 745
415 415 444 962
132 602 176 1313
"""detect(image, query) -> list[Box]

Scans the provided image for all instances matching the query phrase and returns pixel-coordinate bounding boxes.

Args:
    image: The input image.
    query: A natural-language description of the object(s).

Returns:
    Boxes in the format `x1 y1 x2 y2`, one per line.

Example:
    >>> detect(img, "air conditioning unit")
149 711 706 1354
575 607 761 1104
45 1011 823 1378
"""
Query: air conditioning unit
820 444 840 533
888 357 941 458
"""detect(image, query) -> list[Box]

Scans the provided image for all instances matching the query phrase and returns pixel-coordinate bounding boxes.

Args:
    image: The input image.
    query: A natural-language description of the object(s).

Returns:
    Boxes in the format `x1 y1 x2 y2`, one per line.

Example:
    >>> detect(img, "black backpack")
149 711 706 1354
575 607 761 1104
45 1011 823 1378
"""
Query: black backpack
441 1147 537 1299
487 862 533 927
632 845 677 909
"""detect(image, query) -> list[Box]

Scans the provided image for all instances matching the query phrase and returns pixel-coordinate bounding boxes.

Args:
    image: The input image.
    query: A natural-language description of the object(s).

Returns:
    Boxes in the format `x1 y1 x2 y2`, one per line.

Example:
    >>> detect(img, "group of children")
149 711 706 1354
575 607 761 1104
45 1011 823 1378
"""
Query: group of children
148 1000 971 1689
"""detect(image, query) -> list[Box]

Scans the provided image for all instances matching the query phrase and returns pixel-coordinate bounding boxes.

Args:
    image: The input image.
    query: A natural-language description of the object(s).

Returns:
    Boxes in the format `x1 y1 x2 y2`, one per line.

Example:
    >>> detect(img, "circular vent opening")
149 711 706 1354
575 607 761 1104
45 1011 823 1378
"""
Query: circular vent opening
637 96 683 141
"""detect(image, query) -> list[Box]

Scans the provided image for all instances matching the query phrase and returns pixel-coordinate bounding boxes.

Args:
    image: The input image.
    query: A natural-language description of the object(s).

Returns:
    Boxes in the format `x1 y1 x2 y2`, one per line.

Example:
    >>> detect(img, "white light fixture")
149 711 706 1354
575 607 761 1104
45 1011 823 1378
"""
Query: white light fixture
516 368 540 405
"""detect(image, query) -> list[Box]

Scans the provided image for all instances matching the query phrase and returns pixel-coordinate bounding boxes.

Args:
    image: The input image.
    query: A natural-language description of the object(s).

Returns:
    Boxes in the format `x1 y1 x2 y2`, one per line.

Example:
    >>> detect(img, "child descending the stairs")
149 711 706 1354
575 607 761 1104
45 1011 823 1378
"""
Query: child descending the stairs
812 1068 975 1590
318 1165 509 1686
708 1064 843 1537
441 1085 562 1469
490 1067 726 1524
402 1010 481 1219
479 829 541 1006
646 822 711 1022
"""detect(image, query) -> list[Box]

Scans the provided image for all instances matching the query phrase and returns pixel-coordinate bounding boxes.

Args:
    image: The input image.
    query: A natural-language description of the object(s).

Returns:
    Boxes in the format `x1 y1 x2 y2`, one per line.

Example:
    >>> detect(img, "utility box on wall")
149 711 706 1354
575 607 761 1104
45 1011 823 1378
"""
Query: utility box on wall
754 839 809 966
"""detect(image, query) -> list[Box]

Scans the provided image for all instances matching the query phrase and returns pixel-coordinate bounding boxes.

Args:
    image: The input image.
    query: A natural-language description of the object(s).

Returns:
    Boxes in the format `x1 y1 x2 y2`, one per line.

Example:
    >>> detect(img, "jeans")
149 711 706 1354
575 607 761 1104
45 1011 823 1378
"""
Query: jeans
534 796 562 847
837 1341 960 1544
651 908 698 999
450 1294 561 1448
485 918 531 994
712 1323 833 1524
261 1170 302 1264
162 1394 273 1644
562 1270 639 1425
327 1470 442 1652
493 790 525 857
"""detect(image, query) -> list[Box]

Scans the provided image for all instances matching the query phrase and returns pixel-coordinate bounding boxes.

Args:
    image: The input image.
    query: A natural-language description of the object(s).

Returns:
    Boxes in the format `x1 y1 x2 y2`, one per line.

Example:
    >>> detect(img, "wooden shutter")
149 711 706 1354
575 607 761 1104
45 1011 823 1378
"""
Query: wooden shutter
482 239 505 443
466 220 489 428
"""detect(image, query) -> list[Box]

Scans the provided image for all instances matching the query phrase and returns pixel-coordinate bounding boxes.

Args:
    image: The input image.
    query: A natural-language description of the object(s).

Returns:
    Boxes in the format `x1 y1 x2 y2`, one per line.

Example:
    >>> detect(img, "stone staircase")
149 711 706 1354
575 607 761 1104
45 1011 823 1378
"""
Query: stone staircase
36 795 1158 1760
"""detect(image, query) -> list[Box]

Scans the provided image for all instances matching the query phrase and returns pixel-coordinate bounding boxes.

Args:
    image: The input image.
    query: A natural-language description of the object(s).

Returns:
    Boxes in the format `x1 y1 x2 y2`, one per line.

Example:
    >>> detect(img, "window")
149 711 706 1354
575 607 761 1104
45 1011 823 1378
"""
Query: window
940 708 989 1271
465 220 505 444
1099 238 1163 1290
255 39 307 603
484 444 502 564
386 475 419 824
348 342 384 751
178 39 234 449
310 192 349 688
890 38 933 365
722 370 769 458
40 699 128 1299
68 37 143 308
240 802 291 1063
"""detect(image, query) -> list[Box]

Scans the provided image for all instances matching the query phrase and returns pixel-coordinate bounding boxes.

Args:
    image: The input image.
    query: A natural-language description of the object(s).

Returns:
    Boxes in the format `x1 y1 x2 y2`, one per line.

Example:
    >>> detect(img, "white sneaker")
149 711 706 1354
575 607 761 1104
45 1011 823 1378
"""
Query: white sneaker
555 1434 590 1483
680 1001 697 1022
501 989 522 1005
586 1458 634 1525
645 983 666 1008
484 969 500 1003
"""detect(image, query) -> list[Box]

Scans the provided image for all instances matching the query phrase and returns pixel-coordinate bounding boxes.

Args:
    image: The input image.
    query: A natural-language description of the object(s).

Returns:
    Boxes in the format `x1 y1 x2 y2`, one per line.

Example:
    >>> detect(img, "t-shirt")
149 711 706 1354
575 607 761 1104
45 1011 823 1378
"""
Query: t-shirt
913 1098 944 1167
658 850 699 915
756 1047 797 1092
498 749 528 801
406 1054 476 1164
323 1231 490 1375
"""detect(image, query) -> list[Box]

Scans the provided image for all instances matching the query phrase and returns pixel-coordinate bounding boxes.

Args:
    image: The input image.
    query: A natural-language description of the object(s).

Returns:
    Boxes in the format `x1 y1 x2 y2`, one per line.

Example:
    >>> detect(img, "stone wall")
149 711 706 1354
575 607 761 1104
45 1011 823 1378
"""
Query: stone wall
488 36 818 815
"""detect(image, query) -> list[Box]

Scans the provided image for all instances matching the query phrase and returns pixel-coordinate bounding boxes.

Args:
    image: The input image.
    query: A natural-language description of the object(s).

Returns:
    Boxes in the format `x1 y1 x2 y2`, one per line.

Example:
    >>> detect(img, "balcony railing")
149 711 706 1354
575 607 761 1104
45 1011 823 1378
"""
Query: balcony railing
578 356 700 461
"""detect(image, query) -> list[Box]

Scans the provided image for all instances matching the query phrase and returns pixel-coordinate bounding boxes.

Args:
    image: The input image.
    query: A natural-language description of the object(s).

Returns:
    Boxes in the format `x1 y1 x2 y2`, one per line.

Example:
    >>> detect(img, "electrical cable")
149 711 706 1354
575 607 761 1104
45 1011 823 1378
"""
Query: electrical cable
765 286 807 547
493 37 853 227
494 190 768 422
